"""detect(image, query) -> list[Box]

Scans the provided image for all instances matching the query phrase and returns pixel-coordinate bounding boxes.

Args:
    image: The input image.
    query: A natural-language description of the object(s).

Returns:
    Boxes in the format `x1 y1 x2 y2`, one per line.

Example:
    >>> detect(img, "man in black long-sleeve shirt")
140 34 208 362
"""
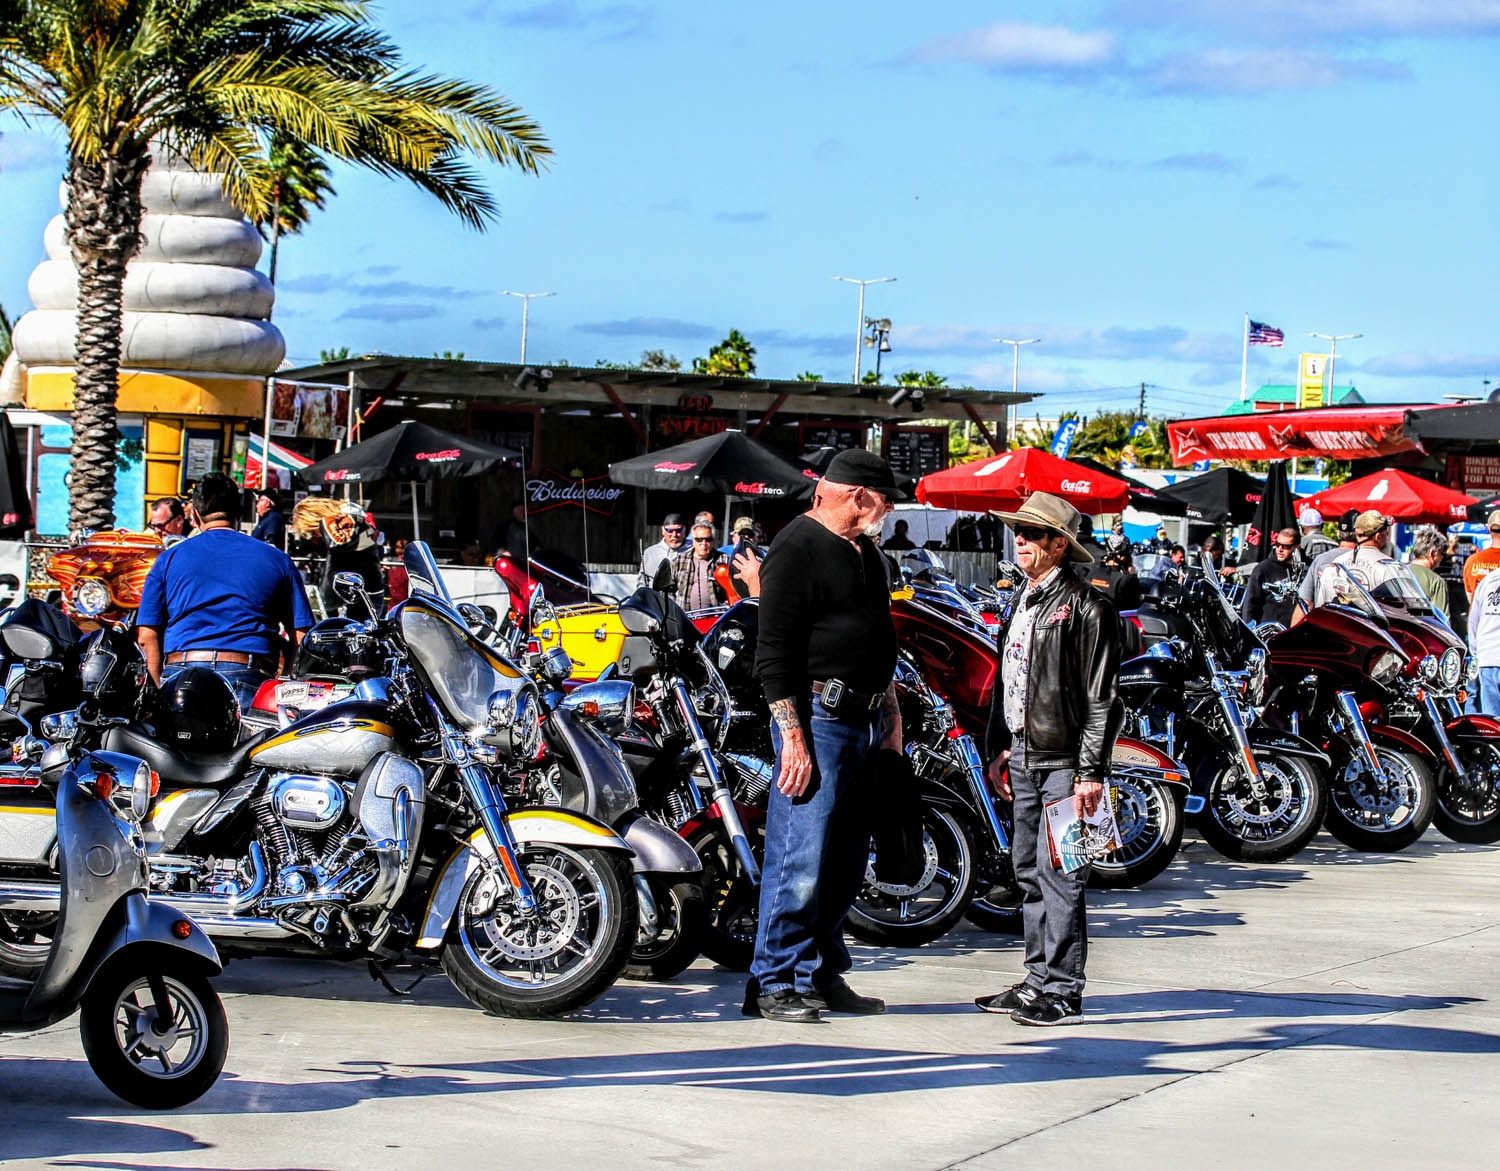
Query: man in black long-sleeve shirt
746 449 903 1024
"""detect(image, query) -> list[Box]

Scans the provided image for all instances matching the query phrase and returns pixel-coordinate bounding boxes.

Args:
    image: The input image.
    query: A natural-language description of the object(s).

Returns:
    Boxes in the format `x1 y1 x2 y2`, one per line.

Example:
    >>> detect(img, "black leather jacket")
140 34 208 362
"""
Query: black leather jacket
985 569 1123 779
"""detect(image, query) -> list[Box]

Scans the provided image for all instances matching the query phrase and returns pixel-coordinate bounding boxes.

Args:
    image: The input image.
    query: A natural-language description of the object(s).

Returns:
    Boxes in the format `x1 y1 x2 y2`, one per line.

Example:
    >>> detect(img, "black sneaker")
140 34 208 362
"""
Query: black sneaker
749 989 822 1023
975 982 1041 1014
1010 992 1083 1026
807 975 885 1015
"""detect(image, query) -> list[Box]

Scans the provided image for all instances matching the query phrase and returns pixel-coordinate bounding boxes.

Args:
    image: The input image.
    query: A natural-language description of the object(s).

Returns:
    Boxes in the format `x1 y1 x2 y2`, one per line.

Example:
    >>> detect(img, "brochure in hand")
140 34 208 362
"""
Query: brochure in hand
1045 786 1123 873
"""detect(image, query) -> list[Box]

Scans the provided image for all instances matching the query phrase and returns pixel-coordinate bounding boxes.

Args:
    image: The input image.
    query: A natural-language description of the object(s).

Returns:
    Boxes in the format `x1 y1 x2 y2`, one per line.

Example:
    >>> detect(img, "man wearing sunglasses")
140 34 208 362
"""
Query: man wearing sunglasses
147 497 190 544
1242 526 1301 627
976 492 1121 1026
654 522 729 610
638 512 688 587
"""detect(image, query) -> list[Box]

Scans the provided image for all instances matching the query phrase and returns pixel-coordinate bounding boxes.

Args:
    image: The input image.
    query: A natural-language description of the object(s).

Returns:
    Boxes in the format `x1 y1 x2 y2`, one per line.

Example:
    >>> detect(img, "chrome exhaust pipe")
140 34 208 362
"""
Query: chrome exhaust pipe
163 911 293 940
0 879 60 912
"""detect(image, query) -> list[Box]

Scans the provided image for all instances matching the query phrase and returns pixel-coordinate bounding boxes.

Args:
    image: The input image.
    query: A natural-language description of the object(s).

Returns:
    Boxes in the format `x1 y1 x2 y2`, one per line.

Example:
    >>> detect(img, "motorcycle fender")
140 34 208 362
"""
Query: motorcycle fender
1245 729 1330 766
676 798 764 841
1367 724 1439 763
1187 731 1328 808
1448 714 1500 739
618 811 702 876
415 809 634 952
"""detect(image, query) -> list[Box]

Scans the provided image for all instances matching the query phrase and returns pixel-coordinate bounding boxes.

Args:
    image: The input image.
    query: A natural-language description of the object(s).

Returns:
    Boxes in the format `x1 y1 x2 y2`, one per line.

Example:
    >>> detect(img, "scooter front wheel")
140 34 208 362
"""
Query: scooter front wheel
79 958 228 1109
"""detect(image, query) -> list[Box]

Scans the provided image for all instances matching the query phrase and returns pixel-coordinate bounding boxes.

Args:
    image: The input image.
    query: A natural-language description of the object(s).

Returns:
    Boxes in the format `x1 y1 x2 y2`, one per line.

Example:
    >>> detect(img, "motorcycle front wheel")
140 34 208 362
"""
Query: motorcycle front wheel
78 957 229 1109
684 820 764 972
1325 746 1435 852
1433 740 1500 844
624 876 707 982
846 807 977 947
441 843 636 1018
1089 776 1185 889
1197 752 1326 862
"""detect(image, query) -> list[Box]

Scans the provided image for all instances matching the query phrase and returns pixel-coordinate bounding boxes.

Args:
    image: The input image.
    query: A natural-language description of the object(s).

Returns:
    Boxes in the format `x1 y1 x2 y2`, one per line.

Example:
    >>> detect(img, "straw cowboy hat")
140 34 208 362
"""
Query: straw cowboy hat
995 492 1095 563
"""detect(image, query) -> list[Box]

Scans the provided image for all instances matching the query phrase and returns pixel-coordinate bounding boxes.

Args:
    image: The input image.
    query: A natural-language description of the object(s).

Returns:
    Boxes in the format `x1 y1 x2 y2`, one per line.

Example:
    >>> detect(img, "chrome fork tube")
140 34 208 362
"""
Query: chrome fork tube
1333 690 1386 780
1211 668 1264 793
443 726 538 913
952 732 1010 852
671 677 760 885
1420 692 1465 775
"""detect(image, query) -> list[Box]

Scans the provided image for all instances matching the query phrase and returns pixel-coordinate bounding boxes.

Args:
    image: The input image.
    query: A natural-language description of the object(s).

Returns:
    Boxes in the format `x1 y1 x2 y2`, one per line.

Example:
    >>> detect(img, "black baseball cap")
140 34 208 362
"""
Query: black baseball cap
822 449 910 501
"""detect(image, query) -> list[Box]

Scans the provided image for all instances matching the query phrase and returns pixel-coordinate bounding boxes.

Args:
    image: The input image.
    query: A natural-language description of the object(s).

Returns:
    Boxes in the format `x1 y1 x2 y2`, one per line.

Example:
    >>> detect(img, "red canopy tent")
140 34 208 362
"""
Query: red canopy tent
1165 404 1453 466
1300 468 1478 525
916 447 1131 514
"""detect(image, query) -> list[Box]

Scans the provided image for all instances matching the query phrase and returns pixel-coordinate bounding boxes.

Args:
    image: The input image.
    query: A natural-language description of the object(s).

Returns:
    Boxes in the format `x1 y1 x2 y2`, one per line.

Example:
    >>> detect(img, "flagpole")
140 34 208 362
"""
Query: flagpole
1240 313 1250 402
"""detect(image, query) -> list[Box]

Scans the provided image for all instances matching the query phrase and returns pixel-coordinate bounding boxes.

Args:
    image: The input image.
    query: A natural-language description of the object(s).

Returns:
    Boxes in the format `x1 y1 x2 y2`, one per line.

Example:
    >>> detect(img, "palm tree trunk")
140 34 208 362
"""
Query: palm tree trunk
65 148 149 533
267 188 282 286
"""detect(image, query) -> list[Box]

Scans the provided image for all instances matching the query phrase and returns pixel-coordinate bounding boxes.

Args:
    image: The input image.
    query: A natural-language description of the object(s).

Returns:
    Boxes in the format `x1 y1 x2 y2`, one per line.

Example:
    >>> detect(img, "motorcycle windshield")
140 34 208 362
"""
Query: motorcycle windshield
403 541 451 606
1369 567 1437 617
1312 561 1385 621
1196 551 1261 660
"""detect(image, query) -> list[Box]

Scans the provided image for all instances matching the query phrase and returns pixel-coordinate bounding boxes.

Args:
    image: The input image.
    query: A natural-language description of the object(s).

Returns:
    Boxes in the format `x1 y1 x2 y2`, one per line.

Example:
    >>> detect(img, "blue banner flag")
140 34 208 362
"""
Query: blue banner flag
1050 417 1081 458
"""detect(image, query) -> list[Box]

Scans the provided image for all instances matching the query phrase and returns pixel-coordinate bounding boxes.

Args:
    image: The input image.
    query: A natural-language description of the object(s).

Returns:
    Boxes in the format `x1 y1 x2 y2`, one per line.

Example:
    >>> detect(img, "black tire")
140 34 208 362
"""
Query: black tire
625 876 707 982
1089 778 1185 889
964 886 1024 934
78 957 228 1110
0 910 57 978
1324 746 1435 852
1197 751 1326 862
846 806 978 947
1433 740 1500 844
685 820 764 972
441 843 636 1018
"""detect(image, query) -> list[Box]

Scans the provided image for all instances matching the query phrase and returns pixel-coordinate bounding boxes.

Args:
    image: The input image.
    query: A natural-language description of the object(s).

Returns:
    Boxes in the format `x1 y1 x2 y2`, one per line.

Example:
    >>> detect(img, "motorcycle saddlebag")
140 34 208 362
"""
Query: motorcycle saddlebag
866 748 925 886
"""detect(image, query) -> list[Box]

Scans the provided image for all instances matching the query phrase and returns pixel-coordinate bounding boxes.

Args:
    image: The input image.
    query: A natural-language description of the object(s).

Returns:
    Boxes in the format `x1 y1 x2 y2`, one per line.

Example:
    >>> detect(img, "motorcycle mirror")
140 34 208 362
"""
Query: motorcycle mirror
457 602 490 630
332 571 366 602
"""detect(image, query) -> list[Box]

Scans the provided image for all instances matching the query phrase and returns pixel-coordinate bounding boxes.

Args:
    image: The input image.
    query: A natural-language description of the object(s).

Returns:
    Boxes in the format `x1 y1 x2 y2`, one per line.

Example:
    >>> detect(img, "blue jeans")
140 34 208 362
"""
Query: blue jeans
1472 666 1500 716
163 663 269 717
750 696 885 996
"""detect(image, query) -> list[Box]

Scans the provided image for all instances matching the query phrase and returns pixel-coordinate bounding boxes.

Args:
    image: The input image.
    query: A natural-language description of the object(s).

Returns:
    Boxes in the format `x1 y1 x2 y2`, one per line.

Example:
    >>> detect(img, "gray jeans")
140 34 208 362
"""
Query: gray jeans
1010 762 1089 999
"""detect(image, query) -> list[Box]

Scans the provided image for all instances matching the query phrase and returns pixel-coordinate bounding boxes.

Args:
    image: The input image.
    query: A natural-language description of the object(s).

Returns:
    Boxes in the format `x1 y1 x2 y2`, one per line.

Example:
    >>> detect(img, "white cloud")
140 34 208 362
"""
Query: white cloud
1107 0 1500 41
907 22 1119 72
1142 49 1410 94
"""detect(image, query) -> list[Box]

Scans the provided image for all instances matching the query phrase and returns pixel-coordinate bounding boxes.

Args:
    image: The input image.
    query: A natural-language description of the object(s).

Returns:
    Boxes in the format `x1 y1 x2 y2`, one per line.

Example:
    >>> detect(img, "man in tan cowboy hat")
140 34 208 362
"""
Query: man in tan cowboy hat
975 492 1122 1026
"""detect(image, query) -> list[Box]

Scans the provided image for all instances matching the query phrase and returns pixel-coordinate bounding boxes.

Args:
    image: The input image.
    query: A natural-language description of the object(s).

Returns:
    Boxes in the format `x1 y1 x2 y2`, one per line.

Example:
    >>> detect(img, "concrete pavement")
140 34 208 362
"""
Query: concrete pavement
3 830 1498 1169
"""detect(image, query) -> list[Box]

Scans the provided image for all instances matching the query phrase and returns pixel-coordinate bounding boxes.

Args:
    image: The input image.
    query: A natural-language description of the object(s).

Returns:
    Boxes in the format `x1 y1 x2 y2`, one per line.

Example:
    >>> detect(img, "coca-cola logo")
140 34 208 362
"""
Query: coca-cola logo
415 449 461 462
1060 479 1092 493
654 460 696 473
322 469 360 482
735 481 788 497
526 470 626 517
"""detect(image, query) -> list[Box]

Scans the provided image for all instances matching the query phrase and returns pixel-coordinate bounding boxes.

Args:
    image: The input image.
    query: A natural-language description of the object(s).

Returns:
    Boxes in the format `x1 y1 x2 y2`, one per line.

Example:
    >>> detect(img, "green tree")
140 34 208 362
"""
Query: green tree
259 133 335 285
320 346 351 364
861 369 883 385
640 349 680 372
0 303 11 366
693 329 756 377
0 0 550 531
795 371 824 382
894 369 948 389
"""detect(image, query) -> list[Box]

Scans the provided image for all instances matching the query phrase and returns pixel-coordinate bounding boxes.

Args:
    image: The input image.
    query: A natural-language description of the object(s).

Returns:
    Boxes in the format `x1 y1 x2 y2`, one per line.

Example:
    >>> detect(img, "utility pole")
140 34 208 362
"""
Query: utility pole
995 337 1041 448
833 276 896 384
1138 382 1147 418
500 290 556 364
1309 330 1361 410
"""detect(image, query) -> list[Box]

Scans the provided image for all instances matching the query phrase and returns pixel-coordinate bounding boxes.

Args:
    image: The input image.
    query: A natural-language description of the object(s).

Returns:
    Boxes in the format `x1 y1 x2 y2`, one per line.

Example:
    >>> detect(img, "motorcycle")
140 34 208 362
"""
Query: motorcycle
45 529 164 626
0 724 228 1108
1121 556 1329 862
0 543 641 1018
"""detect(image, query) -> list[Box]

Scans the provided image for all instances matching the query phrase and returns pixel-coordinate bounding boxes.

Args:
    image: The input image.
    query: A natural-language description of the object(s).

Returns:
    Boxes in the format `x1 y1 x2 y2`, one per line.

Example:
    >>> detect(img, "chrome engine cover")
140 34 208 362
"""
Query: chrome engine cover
352 752 426 909
269 773 348 830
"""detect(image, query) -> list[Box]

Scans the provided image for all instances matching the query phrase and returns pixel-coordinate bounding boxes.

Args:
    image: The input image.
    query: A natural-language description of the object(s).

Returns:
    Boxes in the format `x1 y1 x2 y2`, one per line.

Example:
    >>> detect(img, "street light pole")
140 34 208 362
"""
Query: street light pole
834 276 895 383
996 337 1040 448
1308 331 1361 410
500 290 556 364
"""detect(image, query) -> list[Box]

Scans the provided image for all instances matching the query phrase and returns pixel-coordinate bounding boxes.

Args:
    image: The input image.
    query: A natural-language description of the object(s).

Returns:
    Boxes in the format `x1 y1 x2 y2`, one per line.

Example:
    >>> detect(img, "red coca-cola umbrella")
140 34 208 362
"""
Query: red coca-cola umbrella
916 446 1131 514
1300 467 1478 526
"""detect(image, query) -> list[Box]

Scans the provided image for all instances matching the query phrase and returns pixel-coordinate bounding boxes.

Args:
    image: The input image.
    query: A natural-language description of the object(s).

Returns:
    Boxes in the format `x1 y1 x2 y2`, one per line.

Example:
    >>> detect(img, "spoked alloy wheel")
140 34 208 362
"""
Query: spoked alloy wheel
442 843 635 1018
0 910 58 978
1197 752 1326 862
847 807 977 946
1089 776 1184 889
79 961 228 1109
1433 740 1500 844
1325 746 1434 852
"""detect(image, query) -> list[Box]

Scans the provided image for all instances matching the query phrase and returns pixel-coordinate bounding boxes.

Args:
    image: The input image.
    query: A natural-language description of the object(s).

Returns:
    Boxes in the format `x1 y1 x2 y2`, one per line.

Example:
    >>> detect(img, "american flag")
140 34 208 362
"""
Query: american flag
1248 319 1284 347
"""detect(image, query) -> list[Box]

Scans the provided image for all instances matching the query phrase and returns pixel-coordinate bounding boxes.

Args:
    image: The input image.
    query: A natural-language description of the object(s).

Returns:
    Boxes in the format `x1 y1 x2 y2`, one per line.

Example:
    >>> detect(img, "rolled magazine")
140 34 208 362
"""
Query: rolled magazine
1045 786 1123 873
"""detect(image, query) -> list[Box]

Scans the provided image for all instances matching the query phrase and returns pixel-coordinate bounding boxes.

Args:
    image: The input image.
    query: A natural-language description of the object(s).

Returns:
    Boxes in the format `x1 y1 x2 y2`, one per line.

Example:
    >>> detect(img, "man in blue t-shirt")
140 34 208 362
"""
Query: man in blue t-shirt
137 473 314 711
250 489 288 546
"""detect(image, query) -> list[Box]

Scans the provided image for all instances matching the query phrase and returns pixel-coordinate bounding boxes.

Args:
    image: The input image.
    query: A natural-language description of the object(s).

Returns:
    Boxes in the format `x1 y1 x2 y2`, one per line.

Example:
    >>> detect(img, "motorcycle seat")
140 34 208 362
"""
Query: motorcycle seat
102 724 277 787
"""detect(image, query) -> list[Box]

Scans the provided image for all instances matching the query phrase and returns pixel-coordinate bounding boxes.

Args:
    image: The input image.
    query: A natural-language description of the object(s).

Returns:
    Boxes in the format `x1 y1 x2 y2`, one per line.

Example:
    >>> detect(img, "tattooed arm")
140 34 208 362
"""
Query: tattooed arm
879 684 902 752
769 697 813 796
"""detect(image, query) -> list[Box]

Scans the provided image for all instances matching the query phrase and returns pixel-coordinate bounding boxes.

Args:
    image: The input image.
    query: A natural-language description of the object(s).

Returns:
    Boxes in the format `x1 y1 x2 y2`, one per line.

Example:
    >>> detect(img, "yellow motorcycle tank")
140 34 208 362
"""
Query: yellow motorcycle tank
532 603 649 681
249 701 398 776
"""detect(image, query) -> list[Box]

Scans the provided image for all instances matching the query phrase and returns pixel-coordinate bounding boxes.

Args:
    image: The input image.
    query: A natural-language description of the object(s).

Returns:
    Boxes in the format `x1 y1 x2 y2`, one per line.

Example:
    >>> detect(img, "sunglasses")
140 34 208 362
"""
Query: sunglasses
1274 541 1297 549
1013 524 1060 543
148 520 172 533
663 526 685 534
692 536 714 543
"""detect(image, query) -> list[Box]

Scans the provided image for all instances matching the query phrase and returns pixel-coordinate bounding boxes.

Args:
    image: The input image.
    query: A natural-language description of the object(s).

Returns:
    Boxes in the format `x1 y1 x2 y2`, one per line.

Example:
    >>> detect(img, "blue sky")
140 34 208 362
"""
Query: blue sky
2 0 1497 420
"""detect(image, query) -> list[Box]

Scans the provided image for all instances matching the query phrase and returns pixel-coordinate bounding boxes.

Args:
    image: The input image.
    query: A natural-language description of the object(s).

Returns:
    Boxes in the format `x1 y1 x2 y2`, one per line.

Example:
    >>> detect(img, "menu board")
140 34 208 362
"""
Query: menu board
885 426 949 479
799 421 866 454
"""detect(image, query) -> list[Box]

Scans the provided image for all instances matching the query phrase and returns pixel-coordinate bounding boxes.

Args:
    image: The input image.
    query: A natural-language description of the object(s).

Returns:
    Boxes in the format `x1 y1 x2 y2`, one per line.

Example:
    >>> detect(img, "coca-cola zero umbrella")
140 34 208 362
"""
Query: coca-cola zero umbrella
1153 467 1265 525
915 446 1131 514
608 430 812 498
296 419 521 539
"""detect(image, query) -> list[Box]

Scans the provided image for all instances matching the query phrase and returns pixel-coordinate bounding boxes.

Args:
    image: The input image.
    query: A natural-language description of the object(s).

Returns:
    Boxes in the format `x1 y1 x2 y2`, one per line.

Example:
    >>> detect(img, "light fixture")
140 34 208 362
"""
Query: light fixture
513 366 554 394
886 386 926 413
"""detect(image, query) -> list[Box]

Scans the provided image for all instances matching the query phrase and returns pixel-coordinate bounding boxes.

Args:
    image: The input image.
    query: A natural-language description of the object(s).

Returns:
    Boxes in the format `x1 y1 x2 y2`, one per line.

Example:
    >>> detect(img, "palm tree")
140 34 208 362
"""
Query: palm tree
693 329 756 377
0 0 550 531
260 134 335 286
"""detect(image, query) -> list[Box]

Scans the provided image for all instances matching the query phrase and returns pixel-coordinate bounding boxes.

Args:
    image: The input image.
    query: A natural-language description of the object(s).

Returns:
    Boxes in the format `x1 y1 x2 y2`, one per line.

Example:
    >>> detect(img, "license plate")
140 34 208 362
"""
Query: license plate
275 681 311 706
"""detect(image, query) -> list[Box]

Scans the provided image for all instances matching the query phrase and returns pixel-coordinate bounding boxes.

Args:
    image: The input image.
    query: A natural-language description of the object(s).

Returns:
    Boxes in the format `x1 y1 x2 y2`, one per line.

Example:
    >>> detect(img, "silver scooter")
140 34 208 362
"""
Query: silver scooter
0 701 228 1109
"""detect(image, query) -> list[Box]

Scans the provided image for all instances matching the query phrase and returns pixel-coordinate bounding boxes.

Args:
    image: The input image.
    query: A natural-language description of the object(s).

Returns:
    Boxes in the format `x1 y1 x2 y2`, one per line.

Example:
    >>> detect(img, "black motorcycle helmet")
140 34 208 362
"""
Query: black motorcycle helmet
159 667 240 752
78 626 147 711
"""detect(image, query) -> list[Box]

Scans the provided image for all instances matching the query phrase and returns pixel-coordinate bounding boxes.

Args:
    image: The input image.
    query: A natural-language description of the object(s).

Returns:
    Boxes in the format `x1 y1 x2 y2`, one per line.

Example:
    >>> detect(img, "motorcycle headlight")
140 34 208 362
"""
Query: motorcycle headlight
1439 647 1464 689
1418 654 1439 682
1370 650 1404 685
74 578 111 617
508 689 542 761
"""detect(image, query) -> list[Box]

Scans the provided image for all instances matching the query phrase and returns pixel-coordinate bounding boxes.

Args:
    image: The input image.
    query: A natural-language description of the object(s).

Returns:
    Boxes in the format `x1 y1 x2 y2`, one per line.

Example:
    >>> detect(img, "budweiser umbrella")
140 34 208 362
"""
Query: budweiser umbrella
1154 467 1265 525
1068 456 1188 517
1240 461 1299 565
297 420 521 539
915 446 1131 514
1301 468 1478 526
608 430 811 498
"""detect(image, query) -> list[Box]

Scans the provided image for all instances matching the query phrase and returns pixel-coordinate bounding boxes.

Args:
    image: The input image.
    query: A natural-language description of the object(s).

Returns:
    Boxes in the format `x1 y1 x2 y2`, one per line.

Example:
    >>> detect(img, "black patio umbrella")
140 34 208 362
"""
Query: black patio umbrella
296 419 520 539
1240 461 1298 565
798 445 916 499
1466 495 1500 523
0 412 32 539
1154 467 1266 525
608 430 813 499
1067 456 1188 517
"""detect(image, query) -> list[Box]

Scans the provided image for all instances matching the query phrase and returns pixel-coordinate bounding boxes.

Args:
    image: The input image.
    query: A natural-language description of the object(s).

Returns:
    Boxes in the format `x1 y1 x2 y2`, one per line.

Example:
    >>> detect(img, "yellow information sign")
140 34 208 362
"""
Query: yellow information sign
1299 352 1328 409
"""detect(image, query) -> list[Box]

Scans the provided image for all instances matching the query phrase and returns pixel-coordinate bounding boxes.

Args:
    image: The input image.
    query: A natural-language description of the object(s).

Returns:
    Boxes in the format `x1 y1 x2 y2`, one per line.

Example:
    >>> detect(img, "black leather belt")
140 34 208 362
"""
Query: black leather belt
811 678 884 713
166 650 276 673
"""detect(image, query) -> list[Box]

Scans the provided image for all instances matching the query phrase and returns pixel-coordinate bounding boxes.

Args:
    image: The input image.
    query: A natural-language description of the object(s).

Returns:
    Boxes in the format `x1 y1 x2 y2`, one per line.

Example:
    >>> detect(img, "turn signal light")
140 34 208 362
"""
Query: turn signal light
92 773 116 801
149 770 161 796
171 919 193 939
575 700 600 718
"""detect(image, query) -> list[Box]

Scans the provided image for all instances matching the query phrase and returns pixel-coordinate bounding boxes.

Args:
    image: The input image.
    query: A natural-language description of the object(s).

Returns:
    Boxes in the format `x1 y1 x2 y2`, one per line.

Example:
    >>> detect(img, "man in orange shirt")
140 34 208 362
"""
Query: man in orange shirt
1463 511 1500 599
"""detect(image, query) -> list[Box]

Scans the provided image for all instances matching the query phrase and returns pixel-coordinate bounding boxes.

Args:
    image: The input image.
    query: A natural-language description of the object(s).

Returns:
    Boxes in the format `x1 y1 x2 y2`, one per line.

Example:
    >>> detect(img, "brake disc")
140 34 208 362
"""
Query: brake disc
864 831 940 898
472 862 581 963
